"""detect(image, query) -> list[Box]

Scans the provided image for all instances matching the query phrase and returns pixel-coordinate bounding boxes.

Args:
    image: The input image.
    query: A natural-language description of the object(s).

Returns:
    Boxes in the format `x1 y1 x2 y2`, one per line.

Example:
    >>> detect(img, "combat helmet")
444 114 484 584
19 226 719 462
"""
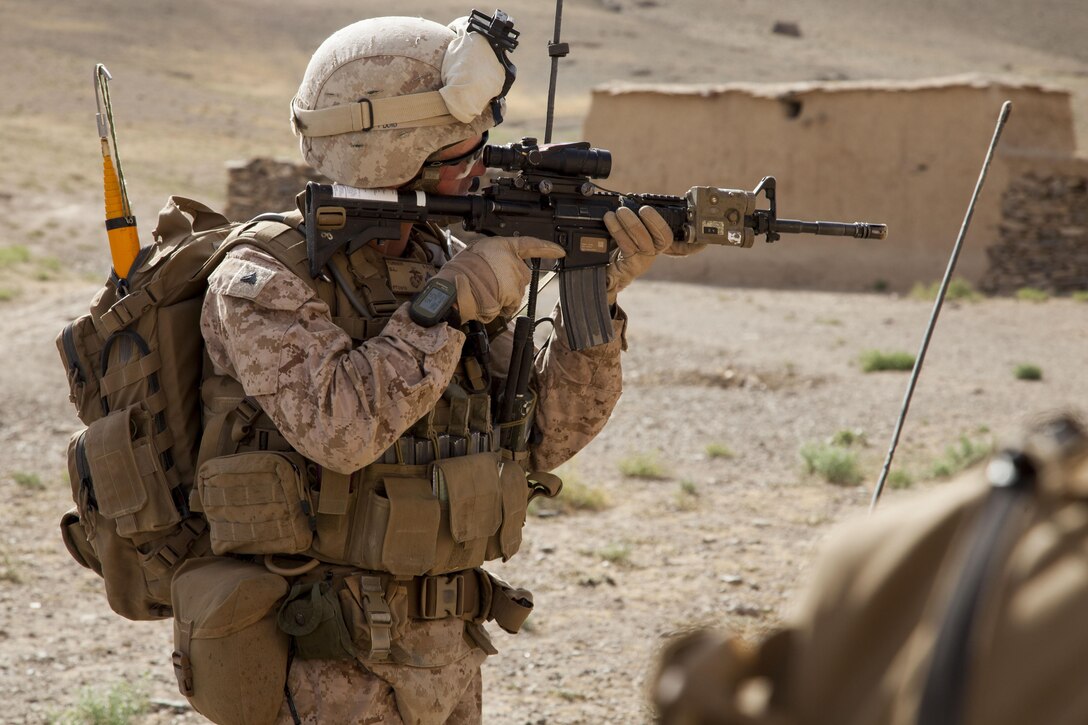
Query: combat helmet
292 15 510 188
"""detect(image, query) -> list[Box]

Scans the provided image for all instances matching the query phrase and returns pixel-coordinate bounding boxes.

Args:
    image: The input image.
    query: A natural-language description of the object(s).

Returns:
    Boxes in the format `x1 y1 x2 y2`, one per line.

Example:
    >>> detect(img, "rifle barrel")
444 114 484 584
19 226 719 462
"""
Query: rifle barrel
772 218 887 240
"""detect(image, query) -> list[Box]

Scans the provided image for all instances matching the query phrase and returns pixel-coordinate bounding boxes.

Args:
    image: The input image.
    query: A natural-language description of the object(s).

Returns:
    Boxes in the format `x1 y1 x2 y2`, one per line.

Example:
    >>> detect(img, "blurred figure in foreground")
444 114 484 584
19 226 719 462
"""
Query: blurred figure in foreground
654 411 1088 725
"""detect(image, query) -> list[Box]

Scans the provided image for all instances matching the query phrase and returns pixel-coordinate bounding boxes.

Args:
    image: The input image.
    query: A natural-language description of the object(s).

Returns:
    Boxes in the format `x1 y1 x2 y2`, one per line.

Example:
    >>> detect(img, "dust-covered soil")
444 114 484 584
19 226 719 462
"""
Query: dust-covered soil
2 0 1088 722
2 274 1086 723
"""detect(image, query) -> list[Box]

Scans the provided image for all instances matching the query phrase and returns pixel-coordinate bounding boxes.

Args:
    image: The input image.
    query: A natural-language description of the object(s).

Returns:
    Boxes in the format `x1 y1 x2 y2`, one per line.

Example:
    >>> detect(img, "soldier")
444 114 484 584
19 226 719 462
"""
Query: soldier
194 14 697 725
653 411 1088 725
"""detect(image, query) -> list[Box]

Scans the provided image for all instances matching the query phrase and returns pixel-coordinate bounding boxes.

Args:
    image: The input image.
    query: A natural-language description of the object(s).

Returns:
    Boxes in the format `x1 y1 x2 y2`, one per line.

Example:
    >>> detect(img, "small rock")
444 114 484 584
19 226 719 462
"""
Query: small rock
722 575 744 585
727 603 764 617
771 21 802 38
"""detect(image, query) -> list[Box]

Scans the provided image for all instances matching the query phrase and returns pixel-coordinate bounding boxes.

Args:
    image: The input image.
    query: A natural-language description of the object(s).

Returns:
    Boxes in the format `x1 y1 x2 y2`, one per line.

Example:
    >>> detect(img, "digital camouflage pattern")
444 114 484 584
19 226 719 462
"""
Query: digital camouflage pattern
202 243 626 476
275 619 485 725
202 245 466 474
202 238 625 723
293 17 496 189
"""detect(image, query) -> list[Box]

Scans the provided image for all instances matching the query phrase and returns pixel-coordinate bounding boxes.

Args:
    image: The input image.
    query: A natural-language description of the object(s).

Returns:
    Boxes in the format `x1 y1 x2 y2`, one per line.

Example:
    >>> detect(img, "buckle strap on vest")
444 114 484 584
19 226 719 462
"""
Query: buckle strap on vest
142 516 209 579
99 350 162 397
193 397 264 509
402 569 533 633
100 280 165 335
358 575 393 660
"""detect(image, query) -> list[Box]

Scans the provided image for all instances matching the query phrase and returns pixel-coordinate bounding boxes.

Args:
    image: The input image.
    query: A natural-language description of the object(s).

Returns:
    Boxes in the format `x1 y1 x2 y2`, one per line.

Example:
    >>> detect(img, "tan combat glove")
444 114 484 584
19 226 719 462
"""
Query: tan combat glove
435 237 565 323
603 206 705 303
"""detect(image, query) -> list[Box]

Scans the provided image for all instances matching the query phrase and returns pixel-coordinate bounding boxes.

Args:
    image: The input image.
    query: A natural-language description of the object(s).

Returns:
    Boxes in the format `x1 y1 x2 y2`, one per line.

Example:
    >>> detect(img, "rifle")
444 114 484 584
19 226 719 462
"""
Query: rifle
303 137 888 352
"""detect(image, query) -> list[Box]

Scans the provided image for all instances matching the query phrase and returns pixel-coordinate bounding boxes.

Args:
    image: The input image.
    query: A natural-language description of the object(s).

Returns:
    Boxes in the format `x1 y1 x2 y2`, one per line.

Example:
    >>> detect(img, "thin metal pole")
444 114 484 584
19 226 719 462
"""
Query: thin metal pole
528 0 566 320
544 0 564 145
869 101 1012 511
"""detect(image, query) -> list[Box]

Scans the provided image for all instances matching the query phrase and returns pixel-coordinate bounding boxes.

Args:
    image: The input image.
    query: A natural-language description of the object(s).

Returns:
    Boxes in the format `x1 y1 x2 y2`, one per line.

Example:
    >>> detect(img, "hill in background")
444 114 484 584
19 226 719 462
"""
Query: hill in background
1 0 1085 270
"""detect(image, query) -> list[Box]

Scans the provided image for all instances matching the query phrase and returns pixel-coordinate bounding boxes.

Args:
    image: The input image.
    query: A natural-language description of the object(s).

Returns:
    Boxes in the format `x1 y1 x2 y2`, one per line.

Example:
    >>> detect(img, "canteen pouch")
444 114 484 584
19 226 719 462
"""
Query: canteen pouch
171 557 289 725
277 581 357 660
82 403 181 538
195 451 315 556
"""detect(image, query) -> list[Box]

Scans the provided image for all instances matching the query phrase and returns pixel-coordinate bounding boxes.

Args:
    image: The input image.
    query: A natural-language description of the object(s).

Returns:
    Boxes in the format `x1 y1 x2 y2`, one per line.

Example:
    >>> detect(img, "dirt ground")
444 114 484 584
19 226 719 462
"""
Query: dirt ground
1 1 1087 723
2 275 1085 723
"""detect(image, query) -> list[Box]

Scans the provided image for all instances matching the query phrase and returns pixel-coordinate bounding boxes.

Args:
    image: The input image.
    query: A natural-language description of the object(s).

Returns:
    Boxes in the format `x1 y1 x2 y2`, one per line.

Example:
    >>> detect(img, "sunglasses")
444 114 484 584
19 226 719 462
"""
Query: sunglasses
422 131 489 171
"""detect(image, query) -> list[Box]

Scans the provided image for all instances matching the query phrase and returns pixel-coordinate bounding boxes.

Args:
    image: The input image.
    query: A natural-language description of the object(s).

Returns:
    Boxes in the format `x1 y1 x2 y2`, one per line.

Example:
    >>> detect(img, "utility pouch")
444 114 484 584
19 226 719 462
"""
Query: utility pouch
342 454 522 576
82 403 181 538
196 451 315 556
364 473 441 576
277 581 357 660
433 453 503 572
67 429 207 620
489 459 530 561
59 508 102 575
57 314 105 425
171 557 289 725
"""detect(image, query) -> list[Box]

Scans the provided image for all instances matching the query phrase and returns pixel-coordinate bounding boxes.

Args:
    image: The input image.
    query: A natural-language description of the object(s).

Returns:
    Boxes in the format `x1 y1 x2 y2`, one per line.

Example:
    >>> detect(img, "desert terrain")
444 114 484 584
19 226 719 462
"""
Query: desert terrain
1 1 1086 722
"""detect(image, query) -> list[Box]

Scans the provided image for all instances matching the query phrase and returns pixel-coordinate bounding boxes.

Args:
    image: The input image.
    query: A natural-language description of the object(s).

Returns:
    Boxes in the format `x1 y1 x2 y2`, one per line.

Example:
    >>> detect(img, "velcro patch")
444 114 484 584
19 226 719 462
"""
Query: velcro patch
385 259 435 294
223 259 273 299
210 254 314 311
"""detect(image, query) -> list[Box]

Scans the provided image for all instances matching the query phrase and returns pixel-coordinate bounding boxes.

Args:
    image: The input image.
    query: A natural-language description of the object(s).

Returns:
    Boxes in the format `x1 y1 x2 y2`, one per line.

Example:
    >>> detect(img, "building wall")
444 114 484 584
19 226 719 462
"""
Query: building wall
981 154 1088 293
222 77 1086 294
224 158 326 223
581 77 1080 291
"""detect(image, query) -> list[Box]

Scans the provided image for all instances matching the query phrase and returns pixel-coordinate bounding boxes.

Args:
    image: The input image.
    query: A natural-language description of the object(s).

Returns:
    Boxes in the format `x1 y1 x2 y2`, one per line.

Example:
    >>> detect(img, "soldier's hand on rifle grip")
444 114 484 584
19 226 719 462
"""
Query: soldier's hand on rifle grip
435 236 565 324
603 205 700 303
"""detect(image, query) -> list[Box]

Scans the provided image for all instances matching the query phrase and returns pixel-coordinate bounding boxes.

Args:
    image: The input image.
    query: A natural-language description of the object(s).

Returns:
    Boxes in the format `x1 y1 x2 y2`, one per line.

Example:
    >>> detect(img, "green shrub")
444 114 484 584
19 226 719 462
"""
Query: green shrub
34 256 63 281
529 472 609 516
51 681 148 725
598 543 631 566
619 452 669 480
1013 363 1043 381
12 471 44 490
0 548 21 584
860 350 916 372
705 443 735 460
0 245 30 267
1072 291 1088 302
675 480 700 511
800 443 863 486
830 428 867 447
928 435 994 478
1016 287 1049 302
887 469 914 489
910 278 981 302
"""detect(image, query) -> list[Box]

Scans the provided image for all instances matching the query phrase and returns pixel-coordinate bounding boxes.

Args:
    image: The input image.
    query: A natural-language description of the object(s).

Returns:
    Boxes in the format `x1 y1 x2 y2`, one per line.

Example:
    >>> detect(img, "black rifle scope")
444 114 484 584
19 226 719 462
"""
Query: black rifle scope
483 137 612 179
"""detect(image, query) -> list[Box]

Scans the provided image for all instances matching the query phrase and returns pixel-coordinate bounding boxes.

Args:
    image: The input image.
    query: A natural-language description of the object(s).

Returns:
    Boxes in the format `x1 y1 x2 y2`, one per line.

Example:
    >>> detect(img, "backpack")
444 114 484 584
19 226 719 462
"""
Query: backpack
57 196 268 620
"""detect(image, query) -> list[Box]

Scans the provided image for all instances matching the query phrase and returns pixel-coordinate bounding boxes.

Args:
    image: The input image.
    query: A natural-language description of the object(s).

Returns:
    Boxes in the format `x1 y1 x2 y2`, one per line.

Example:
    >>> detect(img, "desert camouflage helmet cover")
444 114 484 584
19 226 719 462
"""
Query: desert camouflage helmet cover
292 16 505 188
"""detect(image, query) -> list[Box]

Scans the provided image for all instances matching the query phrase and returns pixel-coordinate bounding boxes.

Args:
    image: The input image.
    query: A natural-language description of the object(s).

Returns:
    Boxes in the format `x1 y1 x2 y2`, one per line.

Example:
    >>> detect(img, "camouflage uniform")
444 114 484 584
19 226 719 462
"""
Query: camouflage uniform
201 231 626 724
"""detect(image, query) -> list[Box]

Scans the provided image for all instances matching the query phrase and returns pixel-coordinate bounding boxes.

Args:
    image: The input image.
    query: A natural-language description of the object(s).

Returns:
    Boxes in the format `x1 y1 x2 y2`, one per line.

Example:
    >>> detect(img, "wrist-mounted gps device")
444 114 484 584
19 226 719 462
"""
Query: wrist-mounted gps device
409 277 460 328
